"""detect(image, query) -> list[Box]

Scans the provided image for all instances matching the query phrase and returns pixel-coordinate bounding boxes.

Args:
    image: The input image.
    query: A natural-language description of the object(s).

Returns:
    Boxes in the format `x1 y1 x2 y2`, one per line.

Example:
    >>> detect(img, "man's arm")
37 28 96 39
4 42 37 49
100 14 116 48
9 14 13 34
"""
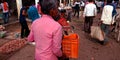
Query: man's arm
52 25 63 57
27 25 34 42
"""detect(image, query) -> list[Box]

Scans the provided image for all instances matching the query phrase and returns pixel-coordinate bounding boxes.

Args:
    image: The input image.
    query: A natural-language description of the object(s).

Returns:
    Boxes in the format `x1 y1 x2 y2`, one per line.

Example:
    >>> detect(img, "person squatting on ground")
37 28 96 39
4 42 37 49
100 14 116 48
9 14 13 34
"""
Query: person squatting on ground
27 2 40 23
27 0 63 60
19 3 30 38
83 0 97 34
1 0 9 24
73 0 81 18
100 0 117 45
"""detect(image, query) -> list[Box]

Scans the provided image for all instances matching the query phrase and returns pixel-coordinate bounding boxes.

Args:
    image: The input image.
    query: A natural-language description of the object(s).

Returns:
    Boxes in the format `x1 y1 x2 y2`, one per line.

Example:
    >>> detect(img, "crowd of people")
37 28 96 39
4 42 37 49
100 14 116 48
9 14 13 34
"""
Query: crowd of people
83 0 118 45
20 0 119 60
71 0 118 45
0 0 119 60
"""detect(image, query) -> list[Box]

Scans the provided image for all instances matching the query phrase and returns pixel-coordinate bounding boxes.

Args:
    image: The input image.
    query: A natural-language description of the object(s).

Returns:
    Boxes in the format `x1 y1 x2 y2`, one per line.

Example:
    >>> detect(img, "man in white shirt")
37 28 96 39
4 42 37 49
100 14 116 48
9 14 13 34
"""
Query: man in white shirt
1 0 9 24
83 0 97 33
100 0 117 45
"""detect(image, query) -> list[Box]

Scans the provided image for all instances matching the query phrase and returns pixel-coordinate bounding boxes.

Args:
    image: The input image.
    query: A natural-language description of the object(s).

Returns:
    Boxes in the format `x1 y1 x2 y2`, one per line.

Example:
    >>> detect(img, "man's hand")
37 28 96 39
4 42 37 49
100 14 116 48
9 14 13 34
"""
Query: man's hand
98 21 103 25
58 53 68 60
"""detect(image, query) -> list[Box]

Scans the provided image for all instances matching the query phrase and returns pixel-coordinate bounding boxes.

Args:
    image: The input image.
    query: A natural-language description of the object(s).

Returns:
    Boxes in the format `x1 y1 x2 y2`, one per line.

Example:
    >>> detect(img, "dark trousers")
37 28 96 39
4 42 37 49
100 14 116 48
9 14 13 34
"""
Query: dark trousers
3 12 9 24
84 16 94 33
97 7 101 13
20 22 30 38
74 9 79 18
100 23 110 42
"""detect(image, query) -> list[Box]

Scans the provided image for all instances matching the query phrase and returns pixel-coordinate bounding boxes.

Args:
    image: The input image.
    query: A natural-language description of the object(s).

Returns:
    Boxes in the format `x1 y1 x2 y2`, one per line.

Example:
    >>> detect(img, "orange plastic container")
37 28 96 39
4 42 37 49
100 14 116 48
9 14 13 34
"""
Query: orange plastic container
62 33 79 58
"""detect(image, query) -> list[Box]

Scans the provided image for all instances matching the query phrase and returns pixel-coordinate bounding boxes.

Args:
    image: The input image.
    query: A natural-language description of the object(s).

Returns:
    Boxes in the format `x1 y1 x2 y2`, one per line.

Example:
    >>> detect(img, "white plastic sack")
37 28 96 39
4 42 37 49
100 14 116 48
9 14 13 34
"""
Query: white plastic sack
90 26 104 41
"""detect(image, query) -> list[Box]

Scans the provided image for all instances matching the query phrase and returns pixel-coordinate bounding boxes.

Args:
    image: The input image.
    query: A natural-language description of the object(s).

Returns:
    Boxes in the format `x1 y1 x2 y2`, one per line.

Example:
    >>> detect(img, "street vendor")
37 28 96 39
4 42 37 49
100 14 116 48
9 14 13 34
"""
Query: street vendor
27 0 63 60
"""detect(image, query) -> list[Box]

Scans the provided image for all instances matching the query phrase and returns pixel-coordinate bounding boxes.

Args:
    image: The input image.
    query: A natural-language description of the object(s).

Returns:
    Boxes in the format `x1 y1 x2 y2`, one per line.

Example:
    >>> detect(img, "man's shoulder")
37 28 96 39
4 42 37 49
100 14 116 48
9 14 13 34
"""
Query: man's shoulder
0 3 3 6
86 3 95 6
104 5 113 8
0 3 3 5
105 4 113 7
29 6 37 10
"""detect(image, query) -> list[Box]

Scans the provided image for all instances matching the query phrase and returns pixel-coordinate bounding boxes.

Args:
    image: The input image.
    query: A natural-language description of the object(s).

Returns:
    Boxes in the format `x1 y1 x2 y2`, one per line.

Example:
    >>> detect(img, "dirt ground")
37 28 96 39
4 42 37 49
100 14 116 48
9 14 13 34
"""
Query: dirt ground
0 9 120 60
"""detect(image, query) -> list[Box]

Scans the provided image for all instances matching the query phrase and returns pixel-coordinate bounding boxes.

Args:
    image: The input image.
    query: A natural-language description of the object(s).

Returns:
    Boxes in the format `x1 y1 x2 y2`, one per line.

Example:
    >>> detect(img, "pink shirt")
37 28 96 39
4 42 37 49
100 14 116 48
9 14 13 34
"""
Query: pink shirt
28 15 62 60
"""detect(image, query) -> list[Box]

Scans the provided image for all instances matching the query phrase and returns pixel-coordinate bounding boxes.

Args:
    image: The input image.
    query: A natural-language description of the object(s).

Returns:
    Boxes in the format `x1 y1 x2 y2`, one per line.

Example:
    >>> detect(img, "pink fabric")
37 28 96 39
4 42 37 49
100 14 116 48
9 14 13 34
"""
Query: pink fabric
37 4 42 14
37 4 40 11
27 15 62 60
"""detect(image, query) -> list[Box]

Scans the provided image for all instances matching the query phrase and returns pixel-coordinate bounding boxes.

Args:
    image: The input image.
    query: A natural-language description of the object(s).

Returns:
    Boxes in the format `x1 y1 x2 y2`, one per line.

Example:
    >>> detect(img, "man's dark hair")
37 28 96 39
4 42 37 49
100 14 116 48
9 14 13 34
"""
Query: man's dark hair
23 2 29 7
39 0 57 15
88 0 94 2
30 2 35 6
1 0 6 3
107 0 112 4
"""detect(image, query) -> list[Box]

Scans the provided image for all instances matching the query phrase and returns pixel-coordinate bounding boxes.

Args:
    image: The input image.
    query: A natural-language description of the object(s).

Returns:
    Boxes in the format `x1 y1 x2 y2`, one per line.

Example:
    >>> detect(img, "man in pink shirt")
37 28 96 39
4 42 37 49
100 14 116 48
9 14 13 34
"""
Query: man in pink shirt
27 0 63 60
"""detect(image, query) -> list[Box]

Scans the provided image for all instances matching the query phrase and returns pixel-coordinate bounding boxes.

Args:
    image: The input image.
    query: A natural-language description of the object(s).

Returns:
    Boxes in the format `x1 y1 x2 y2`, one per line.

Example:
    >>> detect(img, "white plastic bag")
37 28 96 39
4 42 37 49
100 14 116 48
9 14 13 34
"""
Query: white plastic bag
90 26 104 41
